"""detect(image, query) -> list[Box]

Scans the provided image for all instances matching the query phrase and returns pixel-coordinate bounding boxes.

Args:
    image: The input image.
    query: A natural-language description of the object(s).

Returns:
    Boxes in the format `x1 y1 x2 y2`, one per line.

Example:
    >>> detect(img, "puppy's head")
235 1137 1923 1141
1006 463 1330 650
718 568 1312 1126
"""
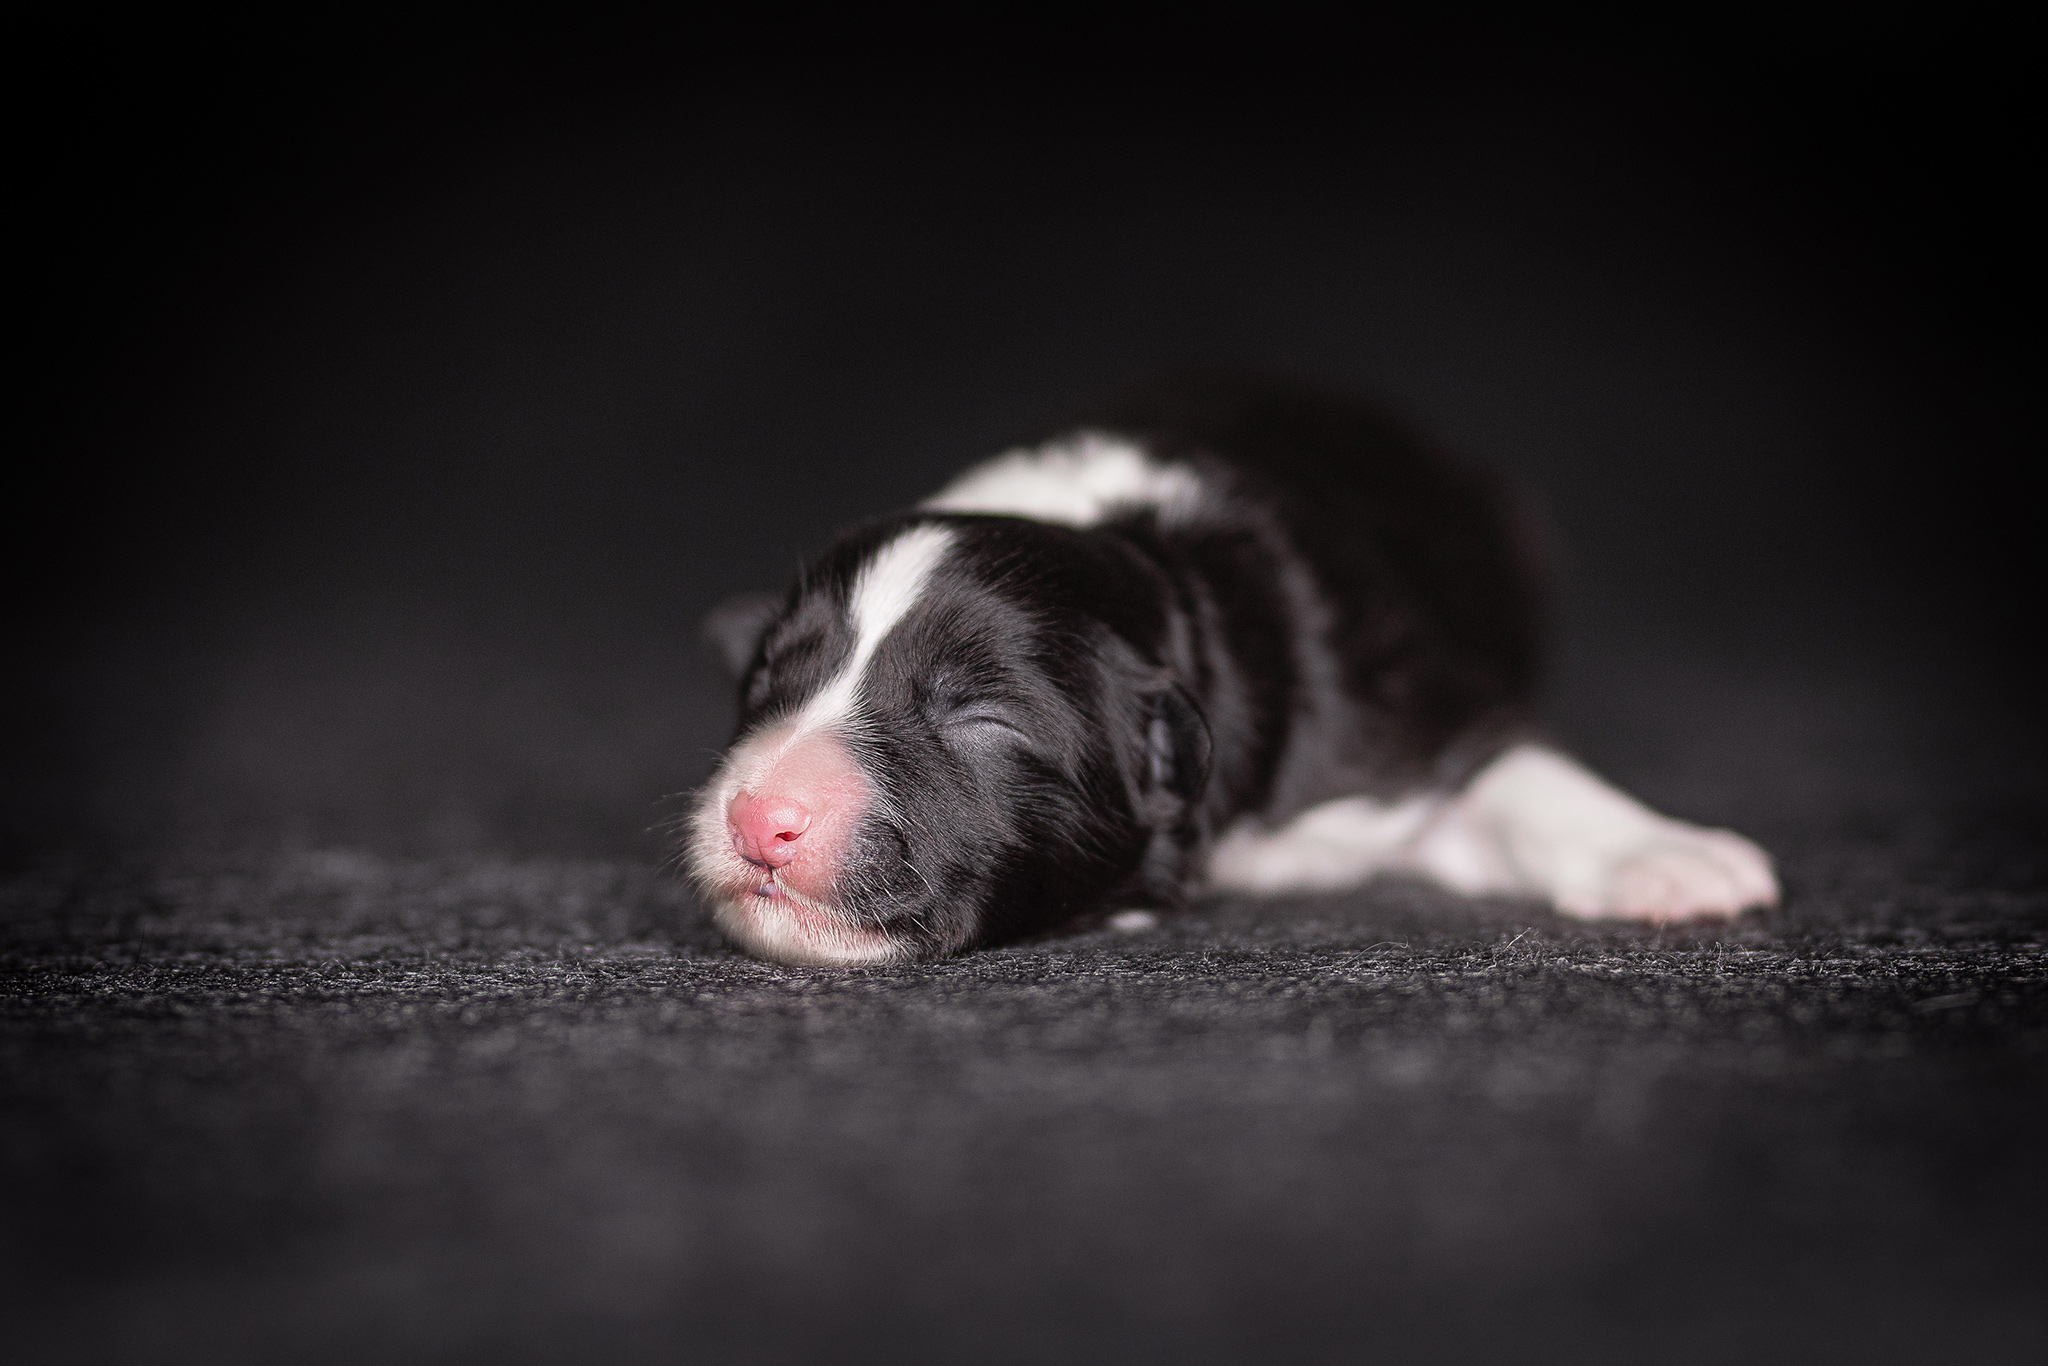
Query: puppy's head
684 514 1210 965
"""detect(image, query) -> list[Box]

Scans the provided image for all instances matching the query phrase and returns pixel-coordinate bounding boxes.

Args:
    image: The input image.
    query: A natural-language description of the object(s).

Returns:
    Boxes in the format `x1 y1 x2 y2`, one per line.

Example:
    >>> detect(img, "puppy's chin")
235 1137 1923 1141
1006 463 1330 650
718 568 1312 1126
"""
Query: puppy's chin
710 889 911 967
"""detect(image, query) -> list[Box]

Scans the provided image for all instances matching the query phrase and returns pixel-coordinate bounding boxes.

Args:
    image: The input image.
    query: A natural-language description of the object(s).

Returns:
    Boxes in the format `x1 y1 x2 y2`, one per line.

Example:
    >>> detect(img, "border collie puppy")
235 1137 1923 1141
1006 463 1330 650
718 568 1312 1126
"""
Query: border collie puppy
686 376 1777 965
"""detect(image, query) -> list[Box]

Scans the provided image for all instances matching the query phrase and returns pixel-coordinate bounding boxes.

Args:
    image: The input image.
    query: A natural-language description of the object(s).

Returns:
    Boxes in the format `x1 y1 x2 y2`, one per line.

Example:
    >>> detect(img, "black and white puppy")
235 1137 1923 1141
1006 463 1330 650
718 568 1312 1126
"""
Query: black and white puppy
686 376 1777 965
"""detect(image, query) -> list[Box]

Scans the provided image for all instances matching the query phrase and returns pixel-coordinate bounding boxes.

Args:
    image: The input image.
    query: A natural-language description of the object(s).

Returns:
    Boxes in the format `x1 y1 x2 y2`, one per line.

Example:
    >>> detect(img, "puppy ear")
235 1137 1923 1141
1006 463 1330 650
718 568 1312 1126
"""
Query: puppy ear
701 591 783 677
1144 684 1212 808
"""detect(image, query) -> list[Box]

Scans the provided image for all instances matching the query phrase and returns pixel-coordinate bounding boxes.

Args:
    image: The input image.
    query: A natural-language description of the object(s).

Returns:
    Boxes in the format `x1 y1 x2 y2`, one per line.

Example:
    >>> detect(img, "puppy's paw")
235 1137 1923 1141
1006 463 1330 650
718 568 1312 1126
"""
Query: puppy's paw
1554 824 1778 922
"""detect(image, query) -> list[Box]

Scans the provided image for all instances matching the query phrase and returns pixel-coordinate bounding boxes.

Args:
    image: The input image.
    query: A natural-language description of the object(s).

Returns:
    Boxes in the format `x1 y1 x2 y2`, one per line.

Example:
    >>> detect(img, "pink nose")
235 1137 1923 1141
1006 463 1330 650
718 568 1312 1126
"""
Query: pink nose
728 791 813 868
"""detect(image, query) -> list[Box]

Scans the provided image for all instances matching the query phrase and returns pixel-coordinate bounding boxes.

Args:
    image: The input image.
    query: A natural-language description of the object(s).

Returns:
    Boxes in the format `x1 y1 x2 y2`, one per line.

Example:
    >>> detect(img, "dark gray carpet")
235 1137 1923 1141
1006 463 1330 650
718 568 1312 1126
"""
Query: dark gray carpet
6 655 2044 1365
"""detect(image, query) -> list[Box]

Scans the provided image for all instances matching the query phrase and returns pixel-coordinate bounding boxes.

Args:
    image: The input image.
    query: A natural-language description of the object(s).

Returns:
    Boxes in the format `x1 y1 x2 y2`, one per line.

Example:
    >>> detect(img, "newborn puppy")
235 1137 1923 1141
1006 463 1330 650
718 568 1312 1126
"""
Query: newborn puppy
686 376 1777 965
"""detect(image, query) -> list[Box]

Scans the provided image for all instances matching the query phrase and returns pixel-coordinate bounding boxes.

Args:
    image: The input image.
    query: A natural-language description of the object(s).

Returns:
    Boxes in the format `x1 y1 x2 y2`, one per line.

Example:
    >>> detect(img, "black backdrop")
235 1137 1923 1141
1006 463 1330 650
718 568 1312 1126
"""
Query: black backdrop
13 17 2039 864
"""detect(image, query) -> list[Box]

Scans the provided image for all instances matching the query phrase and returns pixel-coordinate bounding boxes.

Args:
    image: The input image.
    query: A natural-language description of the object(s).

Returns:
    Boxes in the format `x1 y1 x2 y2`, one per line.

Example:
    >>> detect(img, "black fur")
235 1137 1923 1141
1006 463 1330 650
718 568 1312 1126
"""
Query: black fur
707 374 1544 959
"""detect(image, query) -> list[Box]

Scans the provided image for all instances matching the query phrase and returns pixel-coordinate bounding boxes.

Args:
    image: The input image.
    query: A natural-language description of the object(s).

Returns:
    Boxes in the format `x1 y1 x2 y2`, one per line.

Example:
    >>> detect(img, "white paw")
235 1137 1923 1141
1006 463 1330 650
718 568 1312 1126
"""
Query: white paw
1552 823 1778 922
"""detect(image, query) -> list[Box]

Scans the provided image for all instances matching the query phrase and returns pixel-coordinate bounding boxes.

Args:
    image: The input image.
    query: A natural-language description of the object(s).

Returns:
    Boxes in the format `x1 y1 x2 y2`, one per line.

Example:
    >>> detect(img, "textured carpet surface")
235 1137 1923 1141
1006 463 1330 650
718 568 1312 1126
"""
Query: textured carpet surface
5 660 2045 1365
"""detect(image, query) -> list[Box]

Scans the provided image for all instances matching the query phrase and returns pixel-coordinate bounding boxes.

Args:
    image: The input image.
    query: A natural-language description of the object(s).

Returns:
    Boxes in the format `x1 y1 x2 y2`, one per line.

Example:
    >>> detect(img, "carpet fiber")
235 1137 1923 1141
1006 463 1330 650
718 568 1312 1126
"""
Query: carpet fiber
5 664 2044 1364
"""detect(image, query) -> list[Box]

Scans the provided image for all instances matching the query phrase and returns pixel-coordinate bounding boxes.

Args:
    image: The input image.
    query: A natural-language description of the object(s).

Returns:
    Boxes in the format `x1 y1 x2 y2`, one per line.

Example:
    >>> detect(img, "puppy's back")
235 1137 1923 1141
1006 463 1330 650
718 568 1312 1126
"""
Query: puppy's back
1081 373 1547 777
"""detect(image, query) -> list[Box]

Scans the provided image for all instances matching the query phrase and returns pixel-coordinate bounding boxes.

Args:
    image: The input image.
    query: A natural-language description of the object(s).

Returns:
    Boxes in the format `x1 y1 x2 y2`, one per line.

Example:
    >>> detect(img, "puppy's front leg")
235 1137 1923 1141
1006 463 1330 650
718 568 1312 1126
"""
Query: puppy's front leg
1405 745 1779 921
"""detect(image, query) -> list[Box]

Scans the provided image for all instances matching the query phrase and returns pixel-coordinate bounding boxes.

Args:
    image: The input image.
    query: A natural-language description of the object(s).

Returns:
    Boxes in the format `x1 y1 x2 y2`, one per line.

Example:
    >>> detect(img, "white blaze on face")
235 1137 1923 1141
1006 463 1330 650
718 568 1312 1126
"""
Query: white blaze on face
922 432 1207 528
688 523 957 966
793 522 956 735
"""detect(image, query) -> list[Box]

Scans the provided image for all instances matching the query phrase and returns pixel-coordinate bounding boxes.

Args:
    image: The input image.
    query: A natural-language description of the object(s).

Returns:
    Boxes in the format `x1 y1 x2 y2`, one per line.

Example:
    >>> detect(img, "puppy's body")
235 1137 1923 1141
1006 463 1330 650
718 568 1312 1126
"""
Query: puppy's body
688 378 1776 965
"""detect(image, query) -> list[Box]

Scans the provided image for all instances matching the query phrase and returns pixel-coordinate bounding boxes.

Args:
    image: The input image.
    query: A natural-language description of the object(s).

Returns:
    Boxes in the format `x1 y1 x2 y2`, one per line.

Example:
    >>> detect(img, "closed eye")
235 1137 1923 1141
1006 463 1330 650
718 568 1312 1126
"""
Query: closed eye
945 709 1028 745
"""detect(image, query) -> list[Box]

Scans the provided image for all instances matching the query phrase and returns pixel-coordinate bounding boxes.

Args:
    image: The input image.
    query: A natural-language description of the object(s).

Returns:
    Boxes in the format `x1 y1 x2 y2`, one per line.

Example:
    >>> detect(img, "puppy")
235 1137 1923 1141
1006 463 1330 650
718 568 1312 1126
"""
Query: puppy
685 376 1777 965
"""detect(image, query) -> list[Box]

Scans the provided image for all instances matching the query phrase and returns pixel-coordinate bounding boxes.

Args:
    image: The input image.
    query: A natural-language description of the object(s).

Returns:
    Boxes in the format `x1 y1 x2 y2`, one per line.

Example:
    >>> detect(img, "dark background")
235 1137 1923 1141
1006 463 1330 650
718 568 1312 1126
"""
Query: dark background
6 16 2044 1363
12 16 2038 864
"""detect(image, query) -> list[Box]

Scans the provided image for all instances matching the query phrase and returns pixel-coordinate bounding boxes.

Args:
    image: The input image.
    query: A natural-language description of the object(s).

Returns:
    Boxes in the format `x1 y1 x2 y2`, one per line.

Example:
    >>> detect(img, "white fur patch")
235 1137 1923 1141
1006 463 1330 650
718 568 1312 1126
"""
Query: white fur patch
797 522 956 733
1202 745 1778 922
712 891 909 968
1414 745 1780 920
1206 793 1443 894
922 432 1208 528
